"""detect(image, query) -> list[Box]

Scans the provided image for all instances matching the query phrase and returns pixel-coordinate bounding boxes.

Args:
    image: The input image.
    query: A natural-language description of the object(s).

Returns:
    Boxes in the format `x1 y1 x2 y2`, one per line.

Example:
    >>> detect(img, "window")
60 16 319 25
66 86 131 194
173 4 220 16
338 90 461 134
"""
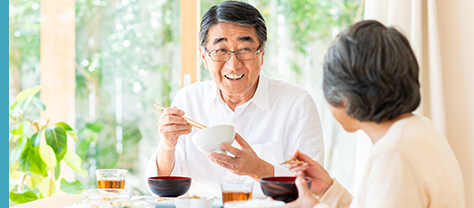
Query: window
9 0 363 195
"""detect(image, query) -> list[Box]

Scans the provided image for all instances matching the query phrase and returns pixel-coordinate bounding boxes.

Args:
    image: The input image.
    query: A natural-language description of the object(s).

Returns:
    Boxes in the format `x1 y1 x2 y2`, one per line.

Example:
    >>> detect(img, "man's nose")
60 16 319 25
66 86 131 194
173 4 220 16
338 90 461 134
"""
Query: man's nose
225 52 242 70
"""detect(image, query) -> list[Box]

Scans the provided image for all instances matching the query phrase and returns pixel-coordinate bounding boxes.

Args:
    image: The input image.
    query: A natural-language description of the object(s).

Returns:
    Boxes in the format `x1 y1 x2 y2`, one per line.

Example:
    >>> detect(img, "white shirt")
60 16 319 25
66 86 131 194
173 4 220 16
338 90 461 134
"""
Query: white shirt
145 72 324 198
315 115 465 208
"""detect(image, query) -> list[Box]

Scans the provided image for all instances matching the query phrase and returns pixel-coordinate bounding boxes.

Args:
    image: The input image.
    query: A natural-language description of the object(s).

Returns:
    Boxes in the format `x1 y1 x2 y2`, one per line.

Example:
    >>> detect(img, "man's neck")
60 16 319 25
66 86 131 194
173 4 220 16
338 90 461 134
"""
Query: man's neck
221 91 255 111
221 77 259 111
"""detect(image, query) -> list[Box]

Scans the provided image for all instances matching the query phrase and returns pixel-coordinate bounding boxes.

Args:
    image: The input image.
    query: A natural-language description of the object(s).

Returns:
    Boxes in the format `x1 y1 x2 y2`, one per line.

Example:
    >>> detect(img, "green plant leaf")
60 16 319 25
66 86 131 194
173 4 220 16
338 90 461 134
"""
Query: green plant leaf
64 151 88 178
10 101 18 111
54 163 61 179
9 190 38 204
12 121 26 135
56 122 73 131
31 173 45 190
16 95 35 114
37 176 55 198
10 137 27 164
85 122 103 133
39 145 57 169
9 162 20 173
9 171 23 180
16 86 41 103
45 127 68 163
25 175 34 190
30 131 42 148
11 122 23 135
75 136 92 158
33 97 46 111
19 145 47 177
68 130 78 142
60 179 84 194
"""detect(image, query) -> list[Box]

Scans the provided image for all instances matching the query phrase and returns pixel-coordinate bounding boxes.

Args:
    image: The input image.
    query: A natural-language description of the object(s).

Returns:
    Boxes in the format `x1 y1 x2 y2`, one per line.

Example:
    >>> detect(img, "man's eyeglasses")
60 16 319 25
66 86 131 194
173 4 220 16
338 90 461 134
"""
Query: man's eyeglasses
204 45 262 62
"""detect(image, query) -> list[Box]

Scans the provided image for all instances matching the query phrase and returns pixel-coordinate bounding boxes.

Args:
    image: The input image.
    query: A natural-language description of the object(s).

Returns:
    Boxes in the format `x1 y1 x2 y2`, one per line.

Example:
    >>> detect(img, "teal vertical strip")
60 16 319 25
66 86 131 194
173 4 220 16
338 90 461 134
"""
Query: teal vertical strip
4 0 10 206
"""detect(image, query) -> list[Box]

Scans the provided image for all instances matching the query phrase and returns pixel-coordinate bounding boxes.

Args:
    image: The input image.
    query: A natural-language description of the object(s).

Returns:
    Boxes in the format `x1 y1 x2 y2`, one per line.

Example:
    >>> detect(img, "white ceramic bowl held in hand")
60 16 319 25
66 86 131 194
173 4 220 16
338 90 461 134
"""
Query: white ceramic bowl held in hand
191 124 235 155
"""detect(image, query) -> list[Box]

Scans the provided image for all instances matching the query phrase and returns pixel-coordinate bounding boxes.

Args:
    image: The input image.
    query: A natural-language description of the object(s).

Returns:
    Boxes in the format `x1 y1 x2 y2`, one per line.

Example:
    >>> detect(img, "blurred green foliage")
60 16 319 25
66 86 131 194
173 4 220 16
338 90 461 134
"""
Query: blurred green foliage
9 0 41 87
74 0 181 190
9 86 87 204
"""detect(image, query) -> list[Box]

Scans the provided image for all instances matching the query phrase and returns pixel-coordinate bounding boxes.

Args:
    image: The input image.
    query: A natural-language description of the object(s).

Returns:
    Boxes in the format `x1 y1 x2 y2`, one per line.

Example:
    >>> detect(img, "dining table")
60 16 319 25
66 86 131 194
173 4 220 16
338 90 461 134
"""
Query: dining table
10 192 225 208
11 192 83 208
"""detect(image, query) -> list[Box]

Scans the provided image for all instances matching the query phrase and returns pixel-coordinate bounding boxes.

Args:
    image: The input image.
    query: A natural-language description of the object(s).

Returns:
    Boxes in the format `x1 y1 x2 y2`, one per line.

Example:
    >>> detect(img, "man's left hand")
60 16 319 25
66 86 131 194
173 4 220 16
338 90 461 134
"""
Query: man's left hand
207 133 274 180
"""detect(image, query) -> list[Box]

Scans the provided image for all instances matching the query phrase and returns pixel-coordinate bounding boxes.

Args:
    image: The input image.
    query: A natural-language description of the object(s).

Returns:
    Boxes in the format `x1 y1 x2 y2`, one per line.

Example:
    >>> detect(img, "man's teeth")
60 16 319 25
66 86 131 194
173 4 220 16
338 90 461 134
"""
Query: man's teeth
225 74 244 80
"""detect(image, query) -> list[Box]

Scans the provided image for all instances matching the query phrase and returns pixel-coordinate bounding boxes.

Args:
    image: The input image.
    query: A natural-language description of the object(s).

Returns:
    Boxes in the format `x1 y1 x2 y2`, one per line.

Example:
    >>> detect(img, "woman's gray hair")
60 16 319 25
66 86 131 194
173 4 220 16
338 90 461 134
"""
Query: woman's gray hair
199 1 267 49
323 20 421 123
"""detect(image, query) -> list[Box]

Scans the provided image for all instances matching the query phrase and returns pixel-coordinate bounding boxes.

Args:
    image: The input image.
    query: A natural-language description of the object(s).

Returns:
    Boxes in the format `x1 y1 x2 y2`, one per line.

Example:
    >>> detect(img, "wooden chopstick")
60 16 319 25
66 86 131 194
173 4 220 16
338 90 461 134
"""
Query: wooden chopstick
152 109 204 130
152 103 207 129
280 157 305 165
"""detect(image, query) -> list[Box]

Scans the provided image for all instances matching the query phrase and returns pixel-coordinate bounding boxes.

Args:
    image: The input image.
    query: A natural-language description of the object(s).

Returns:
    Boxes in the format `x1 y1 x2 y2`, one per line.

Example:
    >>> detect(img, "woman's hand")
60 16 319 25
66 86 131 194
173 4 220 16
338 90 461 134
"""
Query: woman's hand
285 176 320 208
287 150 333 196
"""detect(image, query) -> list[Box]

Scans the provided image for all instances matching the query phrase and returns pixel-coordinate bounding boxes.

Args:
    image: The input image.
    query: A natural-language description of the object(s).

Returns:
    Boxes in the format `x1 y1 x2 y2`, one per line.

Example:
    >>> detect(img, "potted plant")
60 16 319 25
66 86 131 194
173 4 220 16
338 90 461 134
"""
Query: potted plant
9 86 88 204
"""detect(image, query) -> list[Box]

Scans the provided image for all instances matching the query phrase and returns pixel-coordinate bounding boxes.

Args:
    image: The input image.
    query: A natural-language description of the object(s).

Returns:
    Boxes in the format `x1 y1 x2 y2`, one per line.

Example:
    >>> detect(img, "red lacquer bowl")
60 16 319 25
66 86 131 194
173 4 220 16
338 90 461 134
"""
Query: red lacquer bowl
260 176 311 203
148 176 191 197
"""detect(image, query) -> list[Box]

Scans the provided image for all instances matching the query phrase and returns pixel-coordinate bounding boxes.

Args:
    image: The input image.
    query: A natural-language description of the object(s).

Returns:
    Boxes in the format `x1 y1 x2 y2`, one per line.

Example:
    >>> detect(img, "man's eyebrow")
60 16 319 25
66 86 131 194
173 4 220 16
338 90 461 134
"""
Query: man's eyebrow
238 36 254 42
213 37 227 45
212 36 255 45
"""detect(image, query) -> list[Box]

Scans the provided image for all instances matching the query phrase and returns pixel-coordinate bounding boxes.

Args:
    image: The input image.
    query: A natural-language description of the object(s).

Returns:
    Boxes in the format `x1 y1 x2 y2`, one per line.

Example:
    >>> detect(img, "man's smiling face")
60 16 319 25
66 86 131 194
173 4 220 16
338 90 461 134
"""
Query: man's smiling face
201 22 264 103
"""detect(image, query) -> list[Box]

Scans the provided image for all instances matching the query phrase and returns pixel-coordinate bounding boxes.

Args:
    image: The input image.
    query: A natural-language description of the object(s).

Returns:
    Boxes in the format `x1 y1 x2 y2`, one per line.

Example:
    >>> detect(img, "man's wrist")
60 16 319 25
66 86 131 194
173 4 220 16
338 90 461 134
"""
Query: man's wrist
159 141 176 152
252 160 274 180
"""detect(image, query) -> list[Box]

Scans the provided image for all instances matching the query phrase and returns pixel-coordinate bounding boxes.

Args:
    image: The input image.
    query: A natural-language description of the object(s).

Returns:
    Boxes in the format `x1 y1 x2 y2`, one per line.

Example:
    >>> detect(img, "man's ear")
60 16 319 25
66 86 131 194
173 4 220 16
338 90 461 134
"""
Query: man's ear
199 47 209 70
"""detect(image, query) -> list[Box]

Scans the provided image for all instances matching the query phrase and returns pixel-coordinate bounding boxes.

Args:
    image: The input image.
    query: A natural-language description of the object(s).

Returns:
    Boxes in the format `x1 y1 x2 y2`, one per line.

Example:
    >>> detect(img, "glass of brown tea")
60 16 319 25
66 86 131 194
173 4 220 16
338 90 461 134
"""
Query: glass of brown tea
220 180 254 204
96 169 128 189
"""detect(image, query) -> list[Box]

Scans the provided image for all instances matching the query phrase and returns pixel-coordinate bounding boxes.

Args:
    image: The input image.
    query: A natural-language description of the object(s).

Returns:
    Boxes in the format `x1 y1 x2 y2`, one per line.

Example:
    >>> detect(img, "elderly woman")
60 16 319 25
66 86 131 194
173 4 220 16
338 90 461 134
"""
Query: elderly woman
286 20 465 208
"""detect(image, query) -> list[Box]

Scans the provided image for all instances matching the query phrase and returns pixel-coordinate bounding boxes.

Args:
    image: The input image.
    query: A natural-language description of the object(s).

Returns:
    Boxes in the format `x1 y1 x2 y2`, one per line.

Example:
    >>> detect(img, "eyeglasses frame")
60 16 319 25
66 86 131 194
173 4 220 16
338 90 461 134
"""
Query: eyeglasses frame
204 45 262 62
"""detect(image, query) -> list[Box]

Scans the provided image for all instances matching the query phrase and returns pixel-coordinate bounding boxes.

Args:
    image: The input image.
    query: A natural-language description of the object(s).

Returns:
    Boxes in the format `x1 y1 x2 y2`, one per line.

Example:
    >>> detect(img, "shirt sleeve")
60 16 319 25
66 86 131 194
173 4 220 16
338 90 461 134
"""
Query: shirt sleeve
273 163 292 176
314 203 333 208
284 94 325 165
318 178 353 208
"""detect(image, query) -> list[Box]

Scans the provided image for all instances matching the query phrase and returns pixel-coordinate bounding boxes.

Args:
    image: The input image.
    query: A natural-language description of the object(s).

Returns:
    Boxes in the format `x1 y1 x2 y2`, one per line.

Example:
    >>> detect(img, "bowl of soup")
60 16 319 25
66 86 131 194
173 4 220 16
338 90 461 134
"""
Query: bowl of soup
260 176 311 203
147 176 191 197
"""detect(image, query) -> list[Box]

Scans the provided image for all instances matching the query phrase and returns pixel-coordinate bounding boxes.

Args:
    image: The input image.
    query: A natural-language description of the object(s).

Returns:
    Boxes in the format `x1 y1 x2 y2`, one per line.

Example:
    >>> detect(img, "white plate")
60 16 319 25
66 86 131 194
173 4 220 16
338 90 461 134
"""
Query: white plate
154 198 223 208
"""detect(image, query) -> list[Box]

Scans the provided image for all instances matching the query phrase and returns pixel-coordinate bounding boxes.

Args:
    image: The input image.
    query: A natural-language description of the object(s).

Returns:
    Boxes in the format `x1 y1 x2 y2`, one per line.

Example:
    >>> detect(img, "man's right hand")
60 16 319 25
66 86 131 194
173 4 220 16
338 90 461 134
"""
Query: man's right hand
157 106 193 149
287 150 333 197
156 106 192 176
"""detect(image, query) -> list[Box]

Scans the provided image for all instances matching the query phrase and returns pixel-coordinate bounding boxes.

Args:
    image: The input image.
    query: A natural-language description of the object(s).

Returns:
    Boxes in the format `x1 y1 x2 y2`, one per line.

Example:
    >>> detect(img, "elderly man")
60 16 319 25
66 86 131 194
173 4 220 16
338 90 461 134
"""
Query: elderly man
145 1 324 197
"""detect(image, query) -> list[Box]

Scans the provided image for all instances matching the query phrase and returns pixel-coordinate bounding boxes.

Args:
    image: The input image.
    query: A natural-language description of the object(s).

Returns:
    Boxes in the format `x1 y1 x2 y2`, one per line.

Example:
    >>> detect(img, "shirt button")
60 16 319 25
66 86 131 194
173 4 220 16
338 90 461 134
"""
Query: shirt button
233 118 237 123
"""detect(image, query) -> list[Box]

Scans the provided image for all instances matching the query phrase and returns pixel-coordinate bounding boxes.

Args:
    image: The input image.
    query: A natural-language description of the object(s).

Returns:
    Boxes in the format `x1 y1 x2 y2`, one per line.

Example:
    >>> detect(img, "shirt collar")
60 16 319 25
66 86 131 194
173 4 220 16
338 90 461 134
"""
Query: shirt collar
204 71 270 111
250 71 270 111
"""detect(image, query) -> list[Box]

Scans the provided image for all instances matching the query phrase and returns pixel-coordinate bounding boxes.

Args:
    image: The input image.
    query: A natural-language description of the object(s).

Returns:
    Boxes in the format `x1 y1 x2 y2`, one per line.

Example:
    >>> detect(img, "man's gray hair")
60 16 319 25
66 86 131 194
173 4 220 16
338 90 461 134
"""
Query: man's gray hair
199 1 267 49
323 20 421 123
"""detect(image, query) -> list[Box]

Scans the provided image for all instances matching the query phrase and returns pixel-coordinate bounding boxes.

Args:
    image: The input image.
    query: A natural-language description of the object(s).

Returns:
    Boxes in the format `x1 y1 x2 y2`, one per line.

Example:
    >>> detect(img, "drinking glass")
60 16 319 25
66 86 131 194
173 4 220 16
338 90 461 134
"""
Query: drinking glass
96 169 128 189
220 180 253 204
